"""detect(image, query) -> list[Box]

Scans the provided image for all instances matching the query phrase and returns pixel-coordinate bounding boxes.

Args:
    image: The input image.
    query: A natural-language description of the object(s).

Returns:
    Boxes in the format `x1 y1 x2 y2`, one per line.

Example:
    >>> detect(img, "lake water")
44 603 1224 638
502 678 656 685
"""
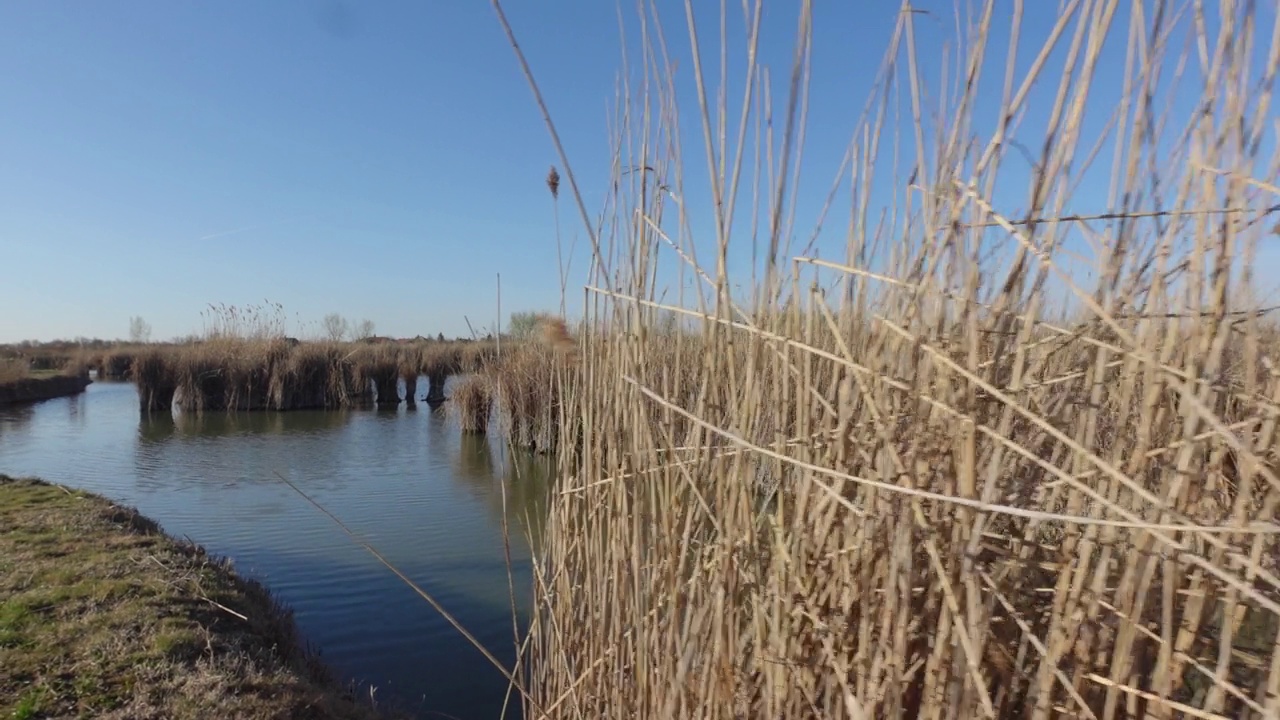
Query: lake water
0 378 549 719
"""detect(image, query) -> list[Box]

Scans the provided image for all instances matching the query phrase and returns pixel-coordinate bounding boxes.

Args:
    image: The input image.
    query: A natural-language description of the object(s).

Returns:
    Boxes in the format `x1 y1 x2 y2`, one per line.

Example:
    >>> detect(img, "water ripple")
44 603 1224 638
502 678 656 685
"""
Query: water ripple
0 381 547 720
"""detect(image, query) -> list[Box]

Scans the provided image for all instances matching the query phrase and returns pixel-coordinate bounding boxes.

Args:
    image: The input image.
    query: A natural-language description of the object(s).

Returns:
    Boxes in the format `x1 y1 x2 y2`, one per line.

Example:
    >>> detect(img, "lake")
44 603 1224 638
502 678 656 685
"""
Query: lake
0 377 548 719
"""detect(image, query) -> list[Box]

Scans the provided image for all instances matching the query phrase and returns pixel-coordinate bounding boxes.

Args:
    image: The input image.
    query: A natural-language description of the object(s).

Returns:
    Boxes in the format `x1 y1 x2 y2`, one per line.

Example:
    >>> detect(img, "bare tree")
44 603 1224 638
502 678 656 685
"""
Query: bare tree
354 319 376 340
322 313 349 342
129 316 152 344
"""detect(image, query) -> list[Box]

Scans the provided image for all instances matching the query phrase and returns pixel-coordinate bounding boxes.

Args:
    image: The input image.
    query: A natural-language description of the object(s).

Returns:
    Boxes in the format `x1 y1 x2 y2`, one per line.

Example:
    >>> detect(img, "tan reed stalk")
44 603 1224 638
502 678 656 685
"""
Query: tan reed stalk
451 375 495 434
489 0 1280 717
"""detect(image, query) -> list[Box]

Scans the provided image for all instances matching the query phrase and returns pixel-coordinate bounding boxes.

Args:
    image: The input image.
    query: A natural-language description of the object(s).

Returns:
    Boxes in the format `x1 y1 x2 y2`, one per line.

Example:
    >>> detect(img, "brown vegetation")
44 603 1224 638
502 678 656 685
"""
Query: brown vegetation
0 358 29 384
450 375 494 434
130 339 497 413
476 1 1280 718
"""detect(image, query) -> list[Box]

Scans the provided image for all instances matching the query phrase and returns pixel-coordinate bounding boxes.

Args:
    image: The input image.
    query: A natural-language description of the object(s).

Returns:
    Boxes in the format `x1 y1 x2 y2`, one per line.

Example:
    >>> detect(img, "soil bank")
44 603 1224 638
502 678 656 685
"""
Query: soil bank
0 375 92 406
0 475 394 720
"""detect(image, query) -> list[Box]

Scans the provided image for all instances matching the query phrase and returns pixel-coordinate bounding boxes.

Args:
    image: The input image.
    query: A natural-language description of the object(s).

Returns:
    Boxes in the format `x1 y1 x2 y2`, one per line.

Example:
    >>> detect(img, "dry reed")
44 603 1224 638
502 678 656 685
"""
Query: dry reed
0 358 29 384
131 339 488 413
451 375 495 434
489 1 1280 718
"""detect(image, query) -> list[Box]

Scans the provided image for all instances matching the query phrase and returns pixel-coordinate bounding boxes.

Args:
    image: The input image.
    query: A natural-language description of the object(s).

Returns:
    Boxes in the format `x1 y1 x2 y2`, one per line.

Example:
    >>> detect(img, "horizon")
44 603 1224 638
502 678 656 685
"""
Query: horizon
3 1 1276 343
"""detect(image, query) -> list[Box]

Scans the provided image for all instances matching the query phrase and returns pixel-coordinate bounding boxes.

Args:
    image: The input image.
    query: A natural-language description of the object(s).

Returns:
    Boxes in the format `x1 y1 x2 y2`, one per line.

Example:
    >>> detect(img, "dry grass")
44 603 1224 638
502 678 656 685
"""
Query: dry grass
451 374 495 434
349 344 402 405
489 343 572 454
0 358 30 384
480 0 1280 718
98 350 136 379
0 476 390 720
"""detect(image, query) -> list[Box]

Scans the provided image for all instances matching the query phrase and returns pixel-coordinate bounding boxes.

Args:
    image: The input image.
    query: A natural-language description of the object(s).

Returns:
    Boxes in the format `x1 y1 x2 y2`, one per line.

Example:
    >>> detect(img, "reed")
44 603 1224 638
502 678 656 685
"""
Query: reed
97 350 135 379
128 339 496 413
488 342 569 454
351 344 402 406
0 358 29 384
493 1 1280 717
398 346 422 404
268 342 341 410
133 349 176 413
450 374 494 434
421 345 461 404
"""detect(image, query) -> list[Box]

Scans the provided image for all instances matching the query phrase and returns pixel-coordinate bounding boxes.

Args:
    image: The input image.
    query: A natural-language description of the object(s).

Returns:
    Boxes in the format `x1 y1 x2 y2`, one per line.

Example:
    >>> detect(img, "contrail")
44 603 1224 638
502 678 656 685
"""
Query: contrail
195 215 313 242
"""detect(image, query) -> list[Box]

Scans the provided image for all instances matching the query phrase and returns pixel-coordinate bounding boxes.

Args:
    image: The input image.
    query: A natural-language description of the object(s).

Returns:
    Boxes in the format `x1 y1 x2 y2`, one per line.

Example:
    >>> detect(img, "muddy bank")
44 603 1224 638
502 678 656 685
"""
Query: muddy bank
0 374 92 406
0 476 397 719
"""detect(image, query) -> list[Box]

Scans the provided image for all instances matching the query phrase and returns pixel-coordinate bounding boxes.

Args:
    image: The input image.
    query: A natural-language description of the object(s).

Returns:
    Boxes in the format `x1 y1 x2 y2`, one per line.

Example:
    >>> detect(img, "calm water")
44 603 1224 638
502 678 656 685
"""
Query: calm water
0 378 549 719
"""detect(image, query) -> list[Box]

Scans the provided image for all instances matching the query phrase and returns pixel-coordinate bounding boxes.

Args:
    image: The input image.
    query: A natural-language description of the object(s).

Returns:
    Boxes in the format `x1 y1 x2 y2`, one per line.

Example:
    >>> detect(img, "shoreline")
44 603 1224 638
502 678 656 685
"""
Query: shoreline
0 476 395 719
0 374 93 406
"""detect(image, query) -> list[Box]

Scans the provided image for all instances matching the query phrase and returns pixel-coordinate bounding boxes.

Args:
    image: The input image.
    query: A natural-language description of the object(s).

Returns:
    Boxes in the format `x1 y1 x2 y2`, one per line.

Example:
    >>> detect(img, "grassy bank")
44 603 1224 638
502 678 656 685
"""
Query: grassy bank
0 476 387 720
0 362 92 406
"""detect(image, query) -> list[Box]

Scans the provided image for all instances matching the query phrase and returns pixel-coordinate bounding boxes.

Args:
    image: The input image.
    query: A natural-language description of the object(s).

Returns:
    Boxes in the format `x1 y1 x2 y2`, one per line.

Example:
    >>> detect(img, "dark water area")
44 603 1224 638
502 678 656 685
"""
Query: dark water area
0 378 549 719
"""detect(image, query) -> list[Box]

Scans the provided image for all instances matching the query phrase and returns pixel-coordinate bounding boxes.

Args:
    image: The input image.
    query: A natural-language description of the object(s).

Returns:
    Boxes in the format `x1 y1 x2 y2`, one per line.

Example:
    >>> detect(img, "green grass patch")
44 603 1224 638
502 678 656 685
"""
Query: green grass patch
0 475 392 719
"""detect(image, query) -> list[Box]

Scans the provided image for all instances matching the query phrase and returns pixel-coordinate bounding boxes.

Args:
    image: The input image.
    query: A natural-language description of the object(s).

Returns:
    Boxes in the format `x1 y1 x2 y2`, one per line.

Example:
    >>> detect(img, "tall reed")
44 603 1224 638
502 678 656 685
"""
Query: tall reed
496 1 1280 717
131 340 487 412
133 349 176 413
451 375 495 434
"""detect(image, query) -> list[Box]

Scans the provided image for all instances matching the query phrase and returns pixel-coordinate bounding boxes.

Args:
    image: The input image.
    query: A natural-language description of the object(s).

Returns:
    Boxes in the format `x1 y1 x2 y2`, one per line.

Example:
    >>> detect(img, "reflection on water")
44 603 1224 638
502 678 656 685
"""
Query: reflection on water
166 407 356 438
456 434 550 550
0 379 548 719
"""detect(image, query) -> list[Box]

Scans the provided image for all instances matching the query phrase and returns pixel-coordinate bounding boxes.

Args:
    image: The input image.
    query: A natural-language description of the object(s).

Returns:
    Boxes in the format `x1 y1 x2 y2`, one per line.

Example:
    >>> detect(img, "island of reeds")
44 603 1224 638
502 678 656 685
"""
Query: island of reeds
76 337 491 414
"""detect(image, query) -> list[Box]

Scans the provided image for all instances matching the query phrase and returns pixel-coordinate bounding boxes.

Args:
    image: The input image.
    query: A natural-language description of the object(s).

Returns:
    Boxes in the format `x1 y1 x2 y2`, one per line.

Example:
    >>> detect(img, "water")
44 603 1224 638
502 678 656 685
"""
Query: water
0 378 549 719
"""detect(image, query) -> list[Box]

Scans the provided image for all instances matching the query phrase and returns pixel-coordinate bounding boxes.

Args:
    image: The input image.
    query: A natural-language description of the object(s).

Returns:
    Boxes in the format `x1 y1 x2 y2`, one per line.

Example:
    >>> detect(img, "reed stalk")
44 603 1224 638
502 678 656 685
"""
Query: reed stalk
490 0 1280 717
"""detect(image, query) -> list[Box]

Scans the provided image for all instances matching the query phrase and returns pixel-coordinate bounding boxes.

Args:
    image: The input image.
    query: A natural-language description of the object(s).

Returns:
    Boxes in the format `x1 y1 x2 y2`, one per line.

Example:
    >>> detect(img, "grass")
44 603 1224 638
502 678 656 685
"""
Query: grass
0 475 390 720
469 0 1280 718
0 358 30 384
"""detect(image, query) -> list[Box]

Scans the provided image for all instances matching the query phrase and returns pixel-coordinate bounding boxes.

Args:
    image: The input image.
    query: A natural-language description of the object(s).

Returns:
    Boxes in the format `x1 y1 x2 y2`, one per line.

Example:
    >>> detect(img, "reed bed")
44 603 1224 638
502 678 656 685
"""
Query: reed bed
489 1 1280 718
349 344 402 406
133 349 176 413
97 350 136 379
487 342 571 454
131 339 494 413
450 375 495 434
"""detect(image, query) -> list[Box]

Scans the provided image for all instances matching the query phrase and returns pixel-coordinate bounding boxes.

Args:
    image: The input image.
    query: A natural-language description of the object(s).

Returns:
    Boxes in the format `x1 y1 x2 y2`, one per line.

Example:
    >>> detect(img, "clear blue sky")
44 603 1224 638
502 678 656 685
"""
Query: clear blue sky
1 2 1275 342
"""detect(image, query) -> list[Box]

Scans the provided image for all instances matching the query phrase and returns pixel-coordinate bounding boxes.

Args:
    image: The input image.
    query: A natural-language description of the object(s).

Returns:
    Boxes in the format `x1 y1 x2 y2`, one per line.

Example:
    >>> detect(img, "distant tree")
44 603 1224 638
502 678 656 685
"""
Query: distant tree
322 313 349 342
507 311 546 340
354 319 376 340
437 332 445 342
129 316 152 344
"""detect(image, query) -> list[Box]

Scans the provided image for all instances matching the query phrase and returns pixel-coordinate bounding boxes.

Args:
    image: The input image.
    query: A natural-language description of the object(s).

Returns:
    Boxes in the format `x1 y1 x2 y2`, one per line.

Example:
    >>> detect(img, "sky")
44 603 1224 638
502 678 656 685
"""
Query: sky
0 1 1276 342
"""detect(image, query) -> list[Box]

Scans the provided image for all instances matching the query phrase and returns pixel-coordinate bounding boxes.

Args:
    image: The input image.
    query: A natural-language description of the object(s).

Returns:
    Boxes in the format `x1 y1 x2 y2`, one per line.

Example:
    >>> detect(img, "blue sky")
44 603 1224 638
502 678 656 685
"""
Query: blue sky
1 1 1275 342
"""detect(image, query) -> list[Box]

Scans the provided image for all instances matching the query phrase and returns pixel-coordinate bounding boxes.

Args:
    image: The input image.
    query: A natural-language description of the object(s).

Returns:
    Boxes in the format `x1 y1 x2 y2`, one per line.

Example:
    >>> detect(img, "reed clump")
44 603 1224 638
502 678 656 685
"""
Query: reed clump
450 375 494 434
497 2 1280 718
486 341 573 454
132 349 172 412
350 344 402 406
0 358 29 384
97 350 136 379
420 345 462 404
131 338 490 413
